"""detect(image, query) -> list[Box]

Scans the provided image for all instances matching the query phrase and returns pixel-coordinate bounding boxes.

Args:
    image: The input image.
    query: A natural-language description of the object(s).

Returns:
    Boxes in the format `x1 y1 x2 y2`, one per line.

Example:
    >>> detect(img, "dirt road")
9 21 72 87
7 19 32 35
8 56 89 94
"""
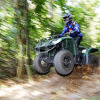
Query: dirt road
0 65 100 100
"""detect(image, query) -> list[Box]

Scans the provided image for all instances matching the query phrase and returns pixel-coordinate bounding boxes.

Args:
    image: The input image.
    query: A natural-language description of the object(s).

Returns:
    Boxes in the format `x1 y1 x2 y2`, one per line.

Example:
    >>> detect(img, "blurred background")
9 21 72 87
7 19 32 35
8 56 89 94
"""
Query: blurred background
0 0 100 78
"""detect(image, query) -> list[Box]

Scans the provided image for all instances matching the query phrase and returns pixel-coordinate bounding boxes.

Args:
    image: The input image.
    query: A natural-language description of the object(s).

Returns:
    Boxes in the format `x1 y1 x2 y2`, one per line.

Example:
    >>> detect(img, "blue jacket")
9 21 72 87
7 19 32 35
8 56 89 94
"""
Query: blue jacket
60 21 83 38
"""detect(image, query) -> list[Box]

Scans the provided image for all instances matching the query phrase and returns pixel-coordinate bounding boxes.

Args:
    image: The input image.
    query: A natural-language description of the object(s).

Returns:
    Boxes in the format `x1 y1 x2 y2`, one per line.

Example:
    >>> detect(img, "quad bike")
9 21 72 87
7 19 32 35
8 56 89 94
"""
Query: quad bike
33 34 99 76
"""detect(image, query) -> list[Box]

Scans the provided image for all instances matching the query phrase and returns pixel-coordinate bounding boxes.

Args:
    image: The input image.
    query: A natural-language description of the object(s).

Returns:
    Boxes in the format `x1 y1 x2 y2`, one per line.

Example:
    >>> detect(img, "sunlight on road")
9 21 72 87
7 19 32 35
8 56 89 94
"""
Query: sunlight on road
0 66 100 100
31 90 43 96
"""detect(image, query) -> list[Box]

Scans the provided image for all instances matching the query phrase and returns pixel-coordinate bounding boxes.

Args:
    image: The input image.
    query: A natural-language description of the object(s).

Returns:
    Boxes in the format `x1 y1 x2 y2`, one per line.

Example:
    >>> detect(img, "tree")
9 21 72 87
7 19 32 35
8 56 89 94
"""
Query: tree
13 0 32 80
0 0 99 79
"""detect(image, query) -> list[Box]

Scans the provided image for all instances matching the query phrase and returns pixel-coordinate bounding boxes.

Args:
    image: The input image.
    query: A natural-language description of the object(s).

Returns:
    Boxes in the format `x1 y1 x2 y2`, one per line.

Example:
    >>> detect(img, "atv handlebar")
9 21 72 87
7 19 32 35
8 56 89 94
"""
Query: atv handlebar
64 32 70 36
39 34 60 42
39 33 69 43
53 34 60 38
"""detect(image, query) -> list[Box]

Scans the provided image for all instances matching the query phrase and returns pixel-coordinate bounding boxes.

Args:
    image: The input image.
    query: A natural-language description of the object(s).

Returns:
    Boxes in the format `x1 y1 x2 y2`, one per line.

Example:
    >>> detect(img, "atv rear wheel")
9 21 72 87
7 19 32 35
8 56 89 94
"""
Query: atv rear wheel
33 54 51 74
89 55 99 68
54 50 74 76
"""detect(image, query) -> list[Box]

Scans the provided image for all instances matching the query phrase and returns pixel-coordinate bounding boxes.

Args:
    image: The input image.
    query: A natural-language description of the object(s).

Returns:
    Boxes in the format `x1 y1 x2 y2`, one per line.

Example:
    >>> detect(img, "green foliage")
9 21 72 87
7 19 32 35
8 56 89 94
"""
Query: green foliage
0 0 100 77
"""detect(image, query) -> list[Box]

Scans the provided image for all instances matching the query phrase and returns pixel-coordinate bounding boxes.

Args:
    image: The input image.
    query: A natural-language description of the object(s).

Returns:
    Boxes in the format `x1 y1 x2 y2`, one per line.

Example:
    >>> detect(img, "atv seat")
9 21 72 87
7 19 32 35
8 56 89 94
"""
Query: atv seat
79 46 86 51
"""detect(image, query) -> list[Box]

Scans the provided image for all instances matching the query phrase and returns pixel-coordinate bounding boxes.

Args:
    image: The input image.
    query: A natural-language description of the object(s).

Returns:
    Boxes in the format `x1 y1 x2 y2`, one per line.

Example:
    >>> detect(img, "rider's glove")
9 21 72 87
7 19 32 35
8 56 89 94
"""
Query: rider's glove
59 34 62 37
54 35 60 38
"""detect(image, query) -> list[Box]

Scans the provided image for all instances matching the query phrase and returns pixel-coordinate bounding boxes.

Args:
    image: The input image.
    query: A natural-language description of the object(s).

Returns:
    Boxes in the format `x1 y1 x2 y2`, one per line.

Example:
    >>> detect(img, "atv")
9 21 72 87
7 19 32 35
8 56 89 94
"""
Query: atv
33 34 99 76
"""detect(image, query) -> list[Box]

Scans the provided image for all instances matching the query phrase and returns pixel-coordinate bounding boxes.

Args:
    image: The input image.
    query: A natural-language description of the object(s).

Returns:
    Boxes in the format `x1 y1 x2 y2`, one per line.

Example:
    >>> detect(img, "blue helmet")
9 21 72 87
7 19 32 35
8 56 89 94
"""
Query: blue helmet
63 13 72 24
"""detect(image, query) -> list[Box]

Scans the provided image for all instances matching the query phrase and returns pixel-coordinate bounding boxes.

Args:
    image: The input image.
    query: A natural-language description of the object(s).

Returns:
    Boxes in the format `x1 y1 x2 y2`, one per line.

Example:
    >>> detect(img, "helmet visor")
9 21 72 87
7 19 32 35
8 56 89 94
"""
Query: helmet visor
63 17 69 21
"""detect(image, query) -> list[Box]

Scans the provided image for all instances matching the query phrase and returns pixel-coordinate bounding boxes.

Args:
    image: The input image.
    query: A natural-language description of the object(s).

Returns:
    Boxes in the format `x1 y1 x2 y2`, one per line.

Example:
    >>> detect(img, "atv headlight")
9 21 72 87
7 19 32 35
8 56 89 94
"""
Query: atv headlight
52 39 61 44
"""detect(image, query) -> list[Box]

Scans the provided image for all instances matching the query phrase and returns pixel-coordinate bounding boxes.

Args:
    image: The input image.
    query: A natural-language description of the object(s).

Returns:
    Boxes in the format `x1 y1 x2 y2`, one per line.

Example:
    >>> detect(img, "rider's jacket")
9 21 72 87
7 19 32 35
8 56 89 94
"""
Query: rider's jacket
59 21 83 38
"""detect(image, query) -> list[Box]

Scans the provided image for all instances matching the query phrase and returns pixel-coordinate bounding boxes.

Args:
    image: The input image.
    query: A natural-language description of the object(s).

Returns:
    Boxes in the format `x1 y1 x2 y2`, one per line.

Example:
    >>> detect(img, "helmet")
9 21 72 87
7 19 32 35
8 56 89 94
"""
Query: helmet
63 13 72 24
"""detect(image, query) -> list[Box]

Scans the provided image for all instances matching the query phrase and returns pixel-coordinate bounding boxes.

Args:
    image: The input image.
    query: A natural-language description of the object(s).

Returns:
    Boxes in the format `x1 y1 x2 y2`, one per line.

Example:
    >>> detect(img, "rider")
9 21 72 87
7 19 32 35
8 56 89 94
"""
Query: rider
59 13 83 62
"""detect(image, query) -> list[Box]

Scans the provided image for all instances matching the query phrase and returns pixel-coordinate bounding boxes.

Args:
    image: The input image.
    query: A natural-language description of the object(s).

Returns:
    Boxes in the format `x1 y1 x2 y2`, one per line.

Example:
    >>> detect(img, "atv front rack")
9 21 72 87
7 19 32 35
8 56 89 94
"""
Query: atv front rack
39 34 60 43
34 34 60 53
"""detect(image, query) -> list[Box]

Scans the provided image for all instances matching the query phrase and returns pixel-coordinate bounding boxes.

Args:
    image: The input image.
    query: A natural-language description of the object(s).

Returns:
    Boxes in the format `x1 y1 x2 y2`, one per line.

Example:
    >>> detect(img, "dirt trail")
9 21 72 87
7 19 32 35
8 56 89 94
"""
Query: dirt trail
0 65 100 100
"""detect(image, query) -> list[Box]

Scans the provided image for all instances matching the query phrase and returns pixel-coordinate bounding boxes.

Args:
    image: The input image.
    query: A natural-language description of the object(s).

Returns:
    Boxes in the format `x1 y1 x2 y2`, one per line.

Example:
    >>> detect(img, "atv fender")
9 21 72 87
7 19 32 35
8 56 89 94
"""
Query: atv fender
85 47 98 55
82 47 98 65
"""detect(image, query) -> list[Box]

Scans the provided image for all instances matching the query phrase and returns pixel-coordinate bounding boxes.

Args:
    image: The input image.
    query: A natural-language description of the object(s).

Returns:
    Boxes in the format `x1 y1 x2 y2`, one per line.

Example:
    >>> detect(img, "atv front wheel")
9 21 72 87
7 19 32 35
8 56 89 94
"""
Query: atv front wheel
33 54 51 74
54 50 74 76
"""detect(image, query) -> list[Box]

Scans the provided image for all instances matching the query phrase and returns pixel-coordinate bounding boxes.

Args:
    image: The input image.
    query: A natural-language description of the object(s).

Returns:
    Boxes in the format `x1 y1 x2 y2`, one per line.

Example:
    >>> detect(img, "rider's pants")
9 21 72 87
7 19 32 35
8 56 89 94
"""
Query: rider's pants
74 36 83 56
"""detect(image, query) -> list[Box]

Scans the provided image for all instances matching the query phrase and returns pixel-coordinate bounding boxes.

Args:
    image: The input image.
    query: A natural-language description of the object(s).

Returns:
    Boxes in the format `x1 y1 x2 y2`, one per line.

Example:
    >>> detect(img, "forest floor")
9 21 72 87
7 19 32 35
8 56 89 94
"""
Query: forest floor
0 61 100 100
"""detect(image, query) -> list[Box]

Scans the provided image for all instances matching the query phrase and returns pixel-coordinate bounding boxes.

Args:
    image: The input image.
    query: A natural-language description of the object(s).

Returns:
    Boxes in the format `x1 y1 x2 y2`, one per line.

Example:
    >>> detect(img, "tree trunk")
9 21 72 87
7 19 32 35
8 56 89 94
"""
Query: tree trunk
24 0 33 81
13 0 32 81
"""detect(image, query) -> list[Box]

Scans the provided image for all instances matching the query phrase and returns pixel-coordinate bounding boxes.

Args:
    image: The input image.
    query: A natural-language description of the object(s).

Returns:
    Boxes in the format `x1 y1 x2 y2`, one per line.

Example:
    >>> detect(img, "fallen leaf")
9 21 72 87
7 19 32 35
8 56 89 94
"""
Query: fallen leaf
80 99 88 100
82 76 91 80
98 67 100 70
77 66 81 69
96 80 100 83
50 91 56 94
